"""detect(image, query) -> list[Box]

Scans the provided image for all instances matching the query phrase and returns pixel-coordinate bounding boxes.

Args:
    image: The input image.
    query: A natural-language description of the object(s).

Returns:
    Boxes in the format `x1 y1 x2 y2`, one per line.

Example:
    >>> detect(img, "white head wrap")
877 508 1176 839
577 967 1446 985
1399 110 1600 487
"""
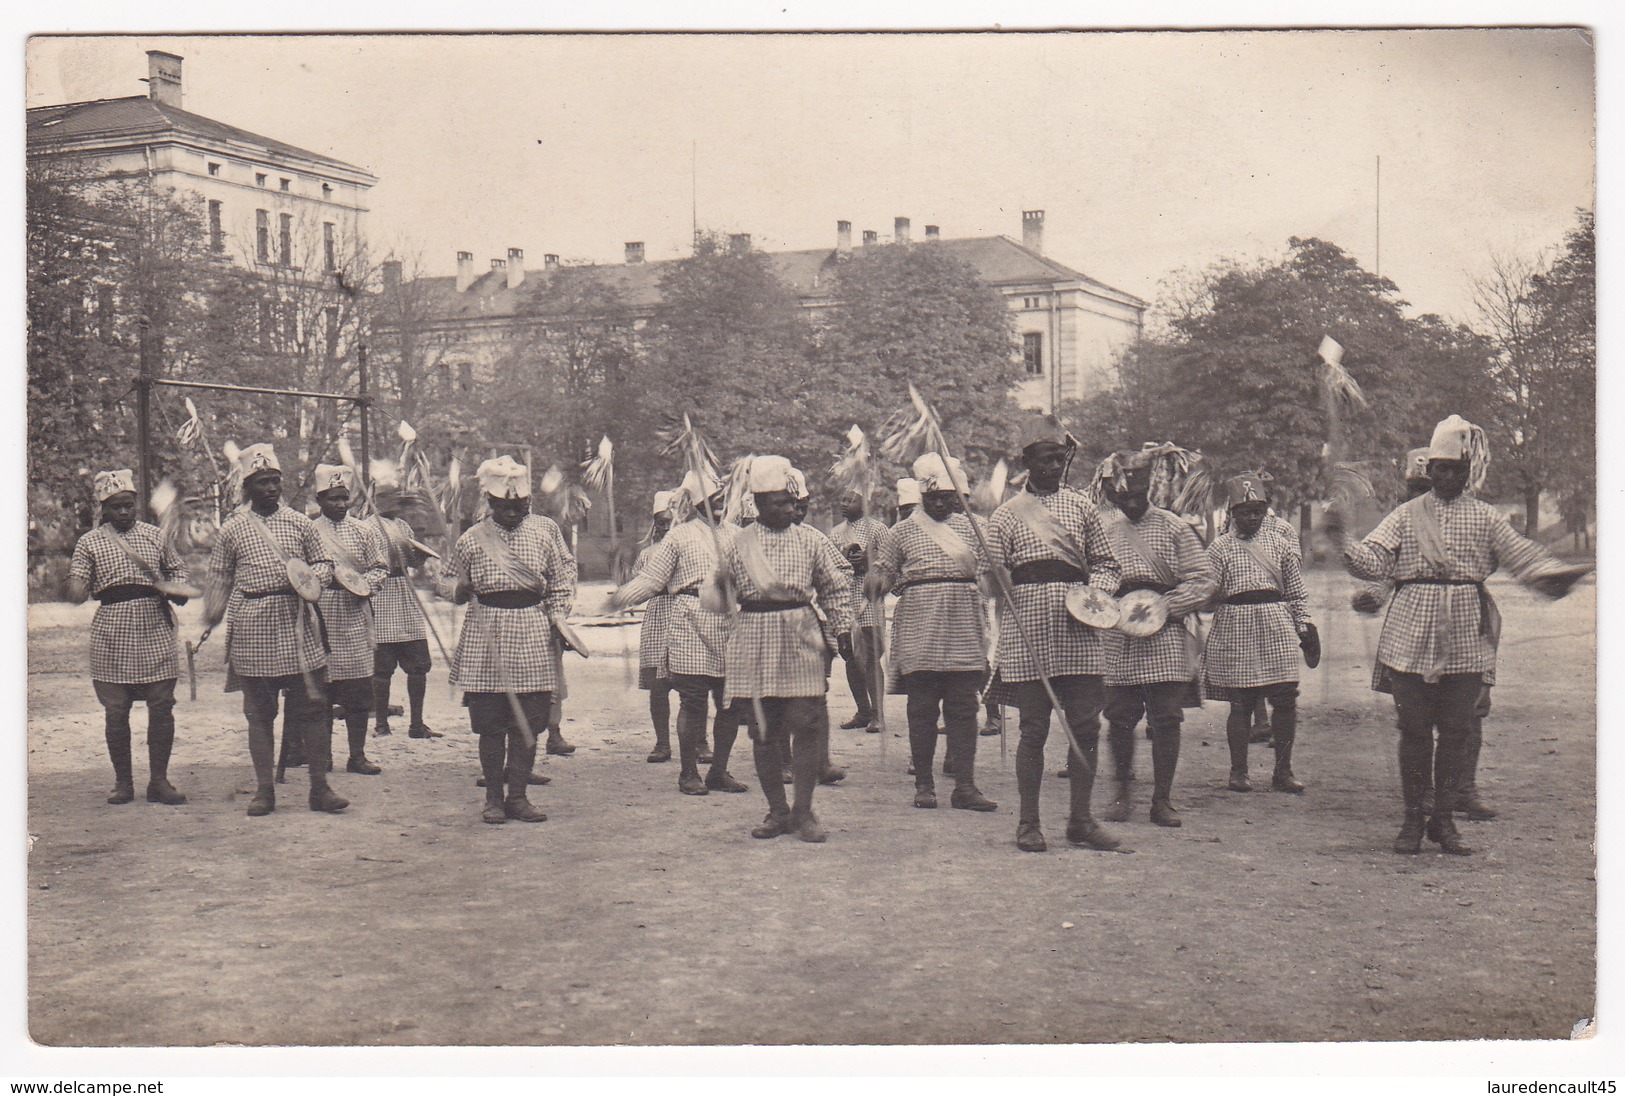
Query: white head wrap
747 455 797 495
477 456 531 499
94 469 136 502
238 443 281 479
911 453 968 494
652 490 676 516
895 477 922 507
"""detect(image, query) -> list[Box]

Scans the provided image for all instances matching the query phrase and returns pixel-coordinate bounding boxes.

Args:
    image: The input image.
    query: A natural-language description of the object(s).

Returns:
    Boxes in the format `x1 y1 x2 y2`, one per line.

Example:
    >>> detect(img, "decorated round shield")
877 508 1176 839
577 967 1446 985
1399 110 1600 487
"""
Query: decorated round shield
551 617 591 659
285 558 322 602
333 563 372 597
407 537 441 561
1065 585 1121 629
154 578 204 600
1114 589 1169 637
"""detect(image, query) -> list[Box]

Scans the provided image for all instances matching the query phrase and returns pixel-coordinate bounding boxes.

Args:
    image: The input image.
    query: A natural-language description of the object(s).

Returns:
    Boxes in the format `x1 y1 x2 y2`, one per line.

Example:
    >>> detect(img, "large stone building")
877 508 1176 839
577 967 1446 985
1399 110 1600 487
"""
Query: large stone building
390 212 1145 415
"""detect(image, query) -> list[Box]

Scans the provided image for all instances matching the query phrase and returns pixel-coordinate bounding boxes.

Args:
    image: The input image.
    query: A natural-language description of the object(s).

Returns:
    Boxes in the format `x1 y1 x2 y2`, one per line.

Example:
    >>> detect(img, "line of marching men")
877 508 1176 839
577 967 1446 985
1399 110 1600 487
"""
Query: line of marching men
68 411 1584 854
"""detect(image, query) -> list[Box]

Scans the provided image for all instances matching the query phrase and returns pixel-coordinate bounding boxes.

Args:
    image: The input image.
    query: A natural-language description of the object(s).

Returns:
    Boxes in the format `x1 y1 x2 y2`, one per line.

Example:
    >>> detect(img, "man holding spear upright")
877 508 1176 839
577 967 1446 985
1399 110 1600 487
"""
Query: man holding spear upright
443 456 577 825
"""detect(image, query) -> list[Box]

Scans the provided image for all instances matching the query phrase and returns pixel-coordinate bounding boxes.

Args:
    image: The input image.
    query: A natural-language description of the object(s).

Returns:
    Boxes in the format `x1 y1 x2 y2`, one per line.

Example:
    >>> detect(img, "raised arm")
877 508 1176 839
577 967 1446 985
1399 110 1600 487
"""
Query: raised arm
613 536 681 608
1343 509 1403 582
1164 518 1217 618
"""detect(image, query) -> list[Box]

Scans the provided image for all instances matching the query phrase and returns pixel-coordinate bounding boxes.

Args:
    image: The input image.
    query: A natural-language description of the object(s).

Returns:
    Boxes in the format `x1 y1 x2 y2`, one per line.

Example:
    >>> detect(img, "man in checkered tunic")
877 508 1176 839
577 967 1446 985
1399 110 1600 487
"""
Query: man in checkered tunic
204 444 343 817
1224 470 1300 742
719 456 854 844
67 469 191 806
629 490 678 763
829 488 889 732
443 456 577 825
988 416 1124 853
1204 473 1312 796
1095 449 1217 828
1341 415 1582 855
868 452 996 813
369 490 438 739
310 464 389 776
612 479 746 793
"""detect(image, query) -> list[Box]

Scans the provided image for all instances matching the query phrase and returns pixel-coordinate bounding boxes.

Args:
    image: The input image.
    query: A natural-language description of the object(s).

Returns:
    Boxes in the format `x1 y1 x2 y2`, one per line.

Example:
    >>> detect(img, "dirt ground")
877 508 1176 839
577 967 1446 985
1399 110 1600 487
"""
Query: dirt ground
26 572 1595 1047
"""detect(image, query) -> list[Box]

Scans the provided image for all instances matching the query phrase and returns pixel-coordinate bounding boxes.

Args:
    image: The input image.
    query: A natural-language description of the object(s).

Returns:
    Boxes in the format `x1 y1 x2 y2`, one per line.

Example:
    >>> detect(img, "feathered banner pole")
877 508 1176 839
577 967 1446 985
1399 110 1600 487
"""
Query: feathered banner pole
582 435 617 549
829 423 887 744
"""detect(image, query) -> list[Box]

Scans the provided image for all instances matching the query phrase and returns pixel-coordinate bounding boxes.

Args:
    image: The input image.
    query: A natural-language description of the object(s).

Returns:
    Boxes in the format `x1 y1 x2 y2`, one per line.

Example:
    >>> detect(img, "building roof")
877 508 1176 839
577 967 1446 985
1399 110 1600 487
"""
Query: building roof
26 95 375 180
406 234 1145 326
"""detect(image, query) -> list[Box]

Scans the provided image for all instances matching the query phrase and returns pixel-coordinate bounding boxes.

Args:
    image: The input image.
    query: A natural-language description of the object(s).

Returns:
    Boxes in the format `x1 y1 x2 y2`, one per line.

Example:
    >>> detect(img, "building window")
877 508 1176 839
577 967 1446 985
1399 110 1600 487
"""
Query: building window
255 172 267 187
1023 296 1042 310
279 213 293 266
458 361 474 392
206 162 221 177
207 200 224 252
323 222 336 272
255 209 270 262
1023 332 1044 376
279 178 292 192
321 183 333 200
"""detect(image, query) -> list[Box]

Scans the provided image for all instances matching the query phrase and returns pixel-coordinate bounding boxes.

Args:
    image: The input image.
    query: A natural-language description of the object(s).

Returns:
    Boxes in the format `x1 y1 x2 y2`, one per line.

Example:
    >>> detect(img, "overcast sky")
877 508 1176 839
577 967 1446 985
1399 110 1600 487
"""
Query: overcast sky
27 29 1594 324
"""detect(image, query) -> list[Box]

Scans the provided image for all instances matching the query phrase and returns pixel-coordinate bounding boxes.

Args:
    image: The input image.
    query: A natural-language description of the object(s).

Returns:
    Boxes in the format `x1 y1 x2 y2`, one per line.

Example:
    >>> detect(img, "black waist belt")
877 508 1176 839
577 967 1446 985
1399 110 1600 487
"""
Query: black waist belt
1398 579 1482 587
896 576 976 592
96 583 162 605
244 587 296 600
1399 578 1495 636
1119 579 1173 595
672 584 701 597
1011 560 1089 585
1224 589 1283 605
738 599 810 613
387 569 407 578
478 589 543 609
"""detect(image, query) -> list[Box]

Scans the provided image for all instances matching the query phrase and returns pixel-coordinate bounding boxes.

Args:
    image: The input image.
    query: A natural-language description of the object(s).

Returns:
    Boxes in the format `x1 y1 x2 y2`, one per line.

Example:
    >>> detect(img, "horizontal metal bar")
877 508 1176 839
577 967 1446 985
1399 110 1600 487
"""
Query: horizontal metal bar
154 377 365 403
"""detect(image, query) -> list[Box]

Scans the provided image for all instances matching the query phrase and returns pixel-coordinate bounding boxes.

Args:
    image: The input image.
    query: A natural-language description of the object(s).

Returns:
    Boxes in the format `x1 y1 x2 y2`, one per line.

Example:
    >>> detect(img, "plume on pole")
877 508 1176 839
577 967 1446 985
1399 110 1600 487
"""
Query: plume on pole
581 435 614 491
828 424 876 499
877 385 939 466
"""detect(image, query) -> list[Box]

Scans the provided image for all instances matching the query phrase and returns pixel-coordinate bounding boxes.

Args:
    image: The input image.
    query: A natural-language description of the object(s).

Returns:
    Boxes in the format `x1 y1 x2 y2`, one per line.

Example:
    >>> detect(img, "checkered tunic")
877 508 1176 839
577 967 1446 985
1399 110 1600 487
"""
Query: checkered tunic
831 516 889 630
720 523 853 704
211 507 333 679
872 512 989 684
616 519 734 679
370 515 429 644
443 514 577 694
1100 507 1217 687
1263 511 1302 558
987 487 1122 682
1345 493 1555 681
69 522 187 684
630 542 675 672
314 515 389 682
1202 531 1309 697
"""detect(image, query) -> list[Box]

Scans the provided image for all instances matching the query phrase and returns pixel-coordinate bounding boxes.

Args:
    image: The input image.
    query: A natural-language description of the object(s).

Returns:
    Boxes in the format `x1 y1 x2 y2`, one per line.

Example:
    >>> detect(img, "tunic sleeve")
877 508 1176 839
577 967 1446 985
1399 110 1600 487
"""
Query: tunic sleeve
439 535 470 600
1164 518 1217 618
1081 505 1122 595
870 527 902 592
360 524 389 594
69 536 95 587
617 537 680 606
1488 510 1558 582
301 520 335 587
1282 547 1311 628
1345 509 1403 581
811 531 854 633
545 521 577 616
159 535 188 583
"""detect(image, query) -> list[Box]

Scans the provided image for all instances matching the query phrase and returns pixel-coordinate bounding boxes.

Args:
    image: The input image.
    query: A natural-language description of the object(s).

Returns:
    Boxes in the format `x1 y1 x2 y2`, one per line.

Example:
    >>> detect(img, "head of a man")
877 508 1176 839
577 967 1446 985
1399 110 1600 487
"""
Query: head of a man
489 493 529 530
897 503 917 520
101 492 138 533
244 470 282 513
1231 500 1268 539
921 489 959 523
316 486 351 522
1022 442 1070 493
839 490 866 522
1105 465 1153 522
755 490 798 531
1428 458 1470 501
652 513 672 539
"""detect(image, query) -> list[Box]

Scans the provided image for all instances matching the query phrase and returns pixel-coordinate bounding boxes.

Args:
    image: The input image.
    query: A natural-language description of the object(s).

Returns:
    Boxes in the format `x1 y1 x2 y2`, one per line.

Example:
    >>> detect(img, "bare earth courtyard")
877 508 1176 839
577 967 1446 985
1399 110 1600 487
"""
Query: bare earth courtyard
26 573 1595 1047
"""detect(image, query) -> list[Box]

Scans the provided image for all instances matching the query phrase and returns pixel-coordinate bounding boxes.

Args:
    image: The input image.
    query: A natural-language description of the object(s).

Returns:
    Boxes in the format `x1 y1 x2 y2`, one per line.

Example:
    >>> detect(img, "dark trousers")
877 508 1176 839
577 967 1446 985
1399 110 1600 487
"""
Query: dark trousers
747 696 828 822
905 670 984 790
1104 681 1186 802
649 682 673 747
241 670 332 790
466 691 551 800
1389 671 1482 815
93 678 178 785
373 639 431 730
671 672 737 777
843 625 882 721
1013 675 1105 826
1224 682 1298 774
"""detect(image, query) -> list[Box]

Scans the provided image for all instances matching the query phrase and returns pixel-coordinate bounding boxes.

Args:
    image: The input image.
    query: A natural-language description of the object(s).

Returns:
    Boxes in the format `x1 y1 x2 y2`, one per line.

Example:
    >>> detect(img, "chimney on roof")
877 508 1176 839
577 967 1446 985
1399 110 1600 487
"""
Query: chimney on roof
729 233 752 254
925 224 940 240
490 258 506 272
895 217 911 244
1022 210 1045 254
862 230 878 247
544 253 560 270
507 248 525 290
145 51 183 108
625 241 645 265
381 260 402 291
836 220 852 254
456 251 476 292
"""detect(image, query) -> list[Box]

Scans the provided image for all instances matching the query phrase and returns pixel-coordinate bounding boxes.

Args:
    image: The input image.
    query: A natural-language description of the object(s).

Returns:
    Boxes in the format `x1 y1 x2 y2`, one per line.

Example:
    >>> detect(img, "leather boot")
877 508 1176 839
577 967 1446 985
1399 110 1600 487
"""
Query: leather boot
948 725 996 812
345 711 381 775
1393 809 1426 854
1016 820 1047 852
751 735 792 836
504 739 547 822
1270 699 1304 793
246 721 276 816
676 704 707 795
479 732 508 823
1426 811 1473 855
105 707 135 804
1101 721 1134 822
1225 703 1251 791
144 702 186 804
1065 738 1124 851
305 710 349 813
1393 738 1428 853
545 728 575 756
1148 724 1181 827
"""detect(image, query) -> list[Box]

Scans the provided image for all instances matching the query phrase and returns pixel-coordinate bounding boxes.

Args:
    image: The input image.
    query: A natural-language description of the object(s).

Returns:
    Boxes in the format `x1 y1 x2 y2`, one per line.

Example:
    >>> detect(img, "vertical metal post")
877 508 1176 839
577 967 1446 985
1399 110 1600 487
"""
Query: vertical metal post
357 341 370 490
136 315 154 521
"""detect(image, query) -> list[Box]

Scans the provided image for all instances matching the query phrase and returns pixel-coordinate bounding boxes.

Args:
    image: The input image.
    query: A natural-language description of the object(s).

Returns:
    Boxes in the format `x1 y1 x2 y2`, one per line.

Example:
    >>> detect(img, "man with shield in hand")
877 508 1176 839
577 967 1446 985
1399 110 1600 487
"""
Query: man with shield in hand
204 444 343 817
310 463 389 776
67 469 194 806
830 487 888 733
443 456 578 825
370 475 443 740
988 415 1123 853
1094 446 1216 827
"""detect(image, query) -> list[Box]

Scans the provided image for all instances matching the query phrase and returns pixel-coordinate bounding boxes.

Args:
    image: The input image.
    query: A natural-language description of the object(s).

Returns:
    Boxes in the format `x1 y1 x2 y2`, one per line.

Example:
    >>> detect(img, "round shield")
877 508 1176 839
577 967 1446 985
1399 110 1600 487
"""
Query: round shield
334 563 372 597
1065 585 1121 629
154 578 204 600
285 558 322 603
1115 589 1169 638
551 617 591 659
407 537 441 561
